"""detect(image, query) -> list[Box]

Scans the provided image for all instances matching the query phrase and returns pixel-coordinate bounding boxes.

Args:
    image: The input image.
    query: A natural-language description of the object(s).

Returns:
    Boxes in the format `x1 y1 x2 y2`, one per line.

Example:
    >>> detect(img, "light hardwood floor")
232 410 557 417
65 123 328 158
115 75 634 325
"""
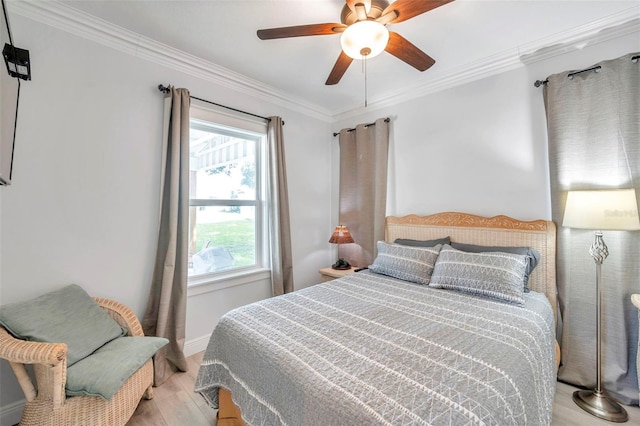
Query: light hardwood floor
127 351 640 425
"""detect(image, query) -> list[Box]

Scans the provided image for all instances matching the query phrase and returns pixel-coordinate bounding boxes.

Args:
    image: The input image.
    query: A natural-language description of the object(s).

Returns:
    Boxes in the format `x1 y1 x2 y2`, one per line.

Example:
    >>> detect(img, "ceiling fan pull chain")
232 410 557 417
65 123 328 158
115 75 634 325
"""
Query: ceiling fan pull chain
364 53 368 108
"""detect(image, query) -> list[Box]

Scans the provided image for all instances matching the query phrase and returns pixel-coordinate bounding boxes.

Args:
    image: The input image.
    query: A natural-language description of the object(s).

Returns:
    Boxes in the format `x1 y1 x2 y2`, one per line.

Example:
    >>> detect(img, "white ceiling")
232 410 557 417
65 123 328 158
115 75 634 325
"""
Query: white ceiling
54 0 639 114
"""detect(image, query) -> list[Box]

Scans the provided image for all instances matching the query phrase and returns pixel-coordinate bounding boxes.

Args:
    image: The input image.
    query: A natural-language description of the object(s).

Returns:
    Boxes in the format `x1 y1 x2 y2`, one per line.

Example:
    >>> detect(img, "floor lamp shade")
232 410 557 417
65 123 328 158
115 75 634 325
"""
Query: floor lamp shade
562 188 640 422
563 189 640 231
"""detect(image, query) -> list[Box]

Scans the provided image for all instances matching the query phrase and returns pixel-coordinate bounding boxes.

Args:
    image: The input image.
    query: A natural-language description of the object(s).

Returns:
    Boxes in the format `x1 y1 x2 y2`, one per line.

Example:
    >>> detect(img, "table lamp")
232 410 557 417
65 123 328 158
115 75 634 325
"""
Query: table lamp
328 225 354 270
562 188 640 422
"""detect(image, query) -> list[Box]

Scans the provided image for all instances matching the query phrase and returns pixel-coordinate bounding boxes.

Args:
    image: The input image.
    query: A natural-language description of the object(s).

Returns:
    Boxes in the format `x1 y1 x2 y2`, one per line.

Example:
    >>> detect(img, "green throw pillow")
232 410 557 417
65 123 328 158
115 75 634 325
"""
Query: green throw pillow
66 336 168 400
0 284 126 366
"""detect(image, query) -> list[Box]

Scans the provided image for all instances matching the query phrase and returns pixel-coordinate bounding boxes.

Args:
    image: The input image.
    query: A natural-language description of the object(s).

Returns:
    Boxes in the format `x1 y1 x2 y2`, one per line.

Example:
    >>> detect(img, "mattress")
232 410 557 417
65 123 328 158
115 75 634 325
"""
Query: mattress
195 270 556 425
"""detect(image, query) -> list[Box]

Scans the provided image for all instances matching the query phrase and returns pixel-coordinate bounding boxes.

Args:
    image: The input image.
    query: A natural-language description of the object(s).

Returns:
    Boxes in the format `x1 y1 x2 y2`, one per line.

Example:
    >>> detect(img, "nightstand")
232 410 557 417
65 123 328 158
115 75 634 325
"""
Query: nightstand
318 266 357 282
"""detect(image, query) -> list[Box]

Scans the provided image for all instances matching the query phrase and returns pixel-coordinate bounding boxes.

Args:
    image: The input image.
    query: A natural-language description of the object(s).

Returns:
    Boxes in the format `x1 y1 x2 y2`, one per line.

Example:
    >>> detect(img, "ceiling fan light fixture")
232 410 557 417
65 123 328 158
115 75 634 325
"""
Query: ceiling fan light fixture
340 20 389 59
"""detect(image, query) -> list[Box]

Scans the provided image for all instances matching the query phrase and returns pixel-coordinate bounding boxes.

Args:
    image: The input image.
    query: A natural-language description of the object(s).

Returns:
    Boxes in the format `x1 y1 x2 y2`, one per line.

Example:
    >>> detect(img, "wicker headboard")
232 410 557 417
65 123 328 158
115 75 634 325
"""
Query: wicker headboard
385 212 557 323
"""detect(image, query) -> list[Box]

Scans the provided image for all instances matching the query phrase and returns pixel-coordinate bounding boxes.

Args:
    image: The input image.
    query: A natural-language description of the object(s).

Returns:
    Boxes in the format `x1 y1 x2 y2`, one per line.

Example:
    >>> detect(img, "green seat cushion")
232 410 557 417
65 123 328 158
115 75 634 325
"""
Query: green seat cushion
0 284 126 366
66 336 168 400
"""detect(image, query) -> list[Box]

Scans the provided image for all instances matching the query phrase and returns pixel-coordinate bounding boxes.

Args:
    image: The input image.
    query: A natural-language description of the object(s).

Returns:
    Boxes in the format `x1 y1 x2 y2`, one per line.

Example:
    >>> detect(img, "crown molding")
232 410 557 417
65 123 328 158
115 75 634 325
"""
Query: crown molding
333 48 524 120
333 6 640 120
519 15 640 64
8 0 335 122
9 1 639 123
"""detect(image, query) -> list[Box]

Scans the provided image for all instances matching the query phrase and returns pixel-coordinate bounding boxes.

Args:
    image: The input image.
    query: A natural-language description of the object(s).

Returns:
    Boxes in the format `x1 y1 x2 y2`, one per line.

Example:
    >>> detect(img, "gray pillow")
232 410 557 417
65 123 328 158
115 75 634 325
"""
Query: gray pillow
0 284 126 366
450 242 540 292
394 236 451 247
369 241 442 285
66 336 168 400
430 245 527 306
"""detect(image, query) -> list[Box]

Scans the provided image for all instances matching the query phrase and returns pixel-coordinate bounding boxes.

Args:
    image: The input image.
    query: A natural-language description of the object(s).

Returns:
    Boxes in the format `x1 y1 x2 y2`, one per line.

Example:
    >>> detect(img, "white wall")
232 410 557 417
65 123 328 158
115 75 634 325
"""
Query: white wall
0 14 333 423
1 6 638 426
332 32 640 223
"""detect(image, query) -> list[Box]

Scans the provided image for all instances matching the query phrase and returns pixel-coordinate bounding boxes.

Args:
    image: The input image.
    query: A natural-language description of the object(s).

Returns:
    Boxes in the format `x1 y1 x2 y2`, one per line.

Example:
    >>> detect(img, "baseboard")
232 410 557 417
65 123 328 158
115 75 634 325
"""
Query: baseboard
0 398 25 426
184 333 211 357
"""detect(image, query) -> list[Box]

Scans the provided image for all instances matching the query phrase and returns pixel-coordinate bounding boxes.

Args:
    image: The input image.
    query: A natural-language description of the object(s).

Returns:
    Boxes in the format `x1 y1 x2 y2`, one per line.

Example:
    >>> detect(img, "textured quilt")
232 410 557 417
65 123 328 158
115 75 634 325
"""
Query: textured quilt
195 271 556 426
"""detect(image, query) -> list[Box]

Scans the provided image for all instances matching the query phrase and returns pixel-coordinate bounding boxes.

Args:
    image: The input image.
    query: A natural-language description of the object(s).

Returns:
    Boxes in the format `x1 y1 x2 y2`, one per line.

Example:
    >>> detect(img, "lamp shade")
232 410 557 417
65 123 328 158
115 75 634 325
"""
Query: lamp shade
563 189 640 230
328 225 355 244
340 21 389 59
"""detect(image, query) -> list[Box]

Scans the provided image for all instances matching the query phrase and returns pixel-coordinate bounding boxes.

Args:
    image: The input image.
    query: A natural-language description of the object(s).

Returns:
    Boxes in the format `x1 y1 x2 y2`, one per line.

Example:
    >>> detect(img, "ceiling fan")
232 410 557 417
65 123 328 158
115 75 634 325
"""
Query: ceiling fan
257 0 454 85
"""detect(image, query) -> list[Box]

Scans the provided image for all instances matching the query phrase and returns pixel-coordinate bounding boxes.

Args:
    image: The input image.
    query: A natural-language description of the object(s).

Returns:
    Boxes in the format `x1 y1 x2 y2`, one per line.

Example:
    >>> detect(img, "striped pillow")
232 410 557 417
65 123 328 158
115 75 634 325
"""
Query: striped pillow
430 245 527 306
369 241 442 285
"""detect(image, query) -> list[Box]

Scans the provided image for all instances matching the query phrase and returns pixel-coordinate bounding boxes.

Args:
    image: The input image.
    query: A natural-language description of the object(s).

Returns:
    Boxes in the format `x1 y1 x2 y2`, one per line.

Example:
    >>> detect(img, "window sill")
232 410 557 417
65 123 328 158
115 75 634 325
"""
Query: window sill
187 268 271 296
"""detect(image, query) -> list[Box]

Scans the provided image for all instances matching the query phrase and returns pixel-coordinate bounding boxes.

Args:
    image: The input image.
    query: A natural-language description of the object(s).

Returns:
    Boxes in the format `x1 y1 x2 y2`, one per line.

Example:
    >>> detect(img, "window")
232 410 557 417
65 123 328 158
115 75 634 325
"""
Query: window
188 107 267 283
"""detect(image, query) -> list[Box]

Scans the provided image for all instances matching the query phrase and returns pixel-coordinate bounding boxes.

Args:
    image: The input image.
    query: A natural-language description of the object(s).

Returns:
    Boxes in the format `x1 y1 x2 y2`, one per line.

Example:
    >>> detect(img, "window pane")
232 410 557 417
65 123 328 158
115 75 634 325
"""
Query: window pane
188 113 266 283
190 123 257 201
188 205 256 277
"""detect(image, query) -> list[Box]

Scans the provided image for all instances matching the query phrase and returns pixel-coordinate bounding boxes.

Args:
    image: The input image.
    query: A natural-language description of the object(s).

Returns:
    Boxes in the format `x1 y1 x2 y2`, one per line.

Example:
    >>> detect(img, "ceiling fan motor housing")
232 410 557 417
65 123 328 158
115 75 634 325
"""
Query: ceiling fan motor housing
340 0 390 25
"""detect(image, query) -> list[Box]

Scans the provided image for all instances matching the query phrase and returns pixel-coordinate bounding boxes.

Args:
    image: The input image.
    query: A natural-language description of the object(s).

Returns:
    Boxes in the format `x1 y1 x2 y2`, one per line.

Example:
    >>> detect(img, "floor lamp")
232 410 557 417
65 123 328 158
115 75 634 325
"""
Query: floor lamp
562 188 640 423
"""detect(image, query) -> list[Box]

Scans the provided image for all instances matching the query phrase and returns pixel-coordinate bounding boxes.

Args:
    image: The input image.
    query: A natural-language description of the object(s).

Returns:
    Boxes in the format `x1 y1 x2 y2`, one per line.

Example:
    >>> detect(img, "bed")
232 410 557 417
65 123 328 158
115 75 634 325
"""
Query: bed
195 212 558 425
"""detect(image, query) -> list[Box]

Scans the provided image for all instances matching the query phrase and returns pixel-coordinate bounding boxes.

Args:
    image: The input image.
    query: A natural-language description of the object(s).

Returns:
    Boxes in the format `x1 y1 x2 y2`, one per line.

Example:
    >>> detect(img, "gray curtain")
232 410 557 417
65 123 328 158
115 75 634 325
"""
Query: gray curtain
143 86 190 385
338 118 390 267
544 52 640 405
267 116 294 296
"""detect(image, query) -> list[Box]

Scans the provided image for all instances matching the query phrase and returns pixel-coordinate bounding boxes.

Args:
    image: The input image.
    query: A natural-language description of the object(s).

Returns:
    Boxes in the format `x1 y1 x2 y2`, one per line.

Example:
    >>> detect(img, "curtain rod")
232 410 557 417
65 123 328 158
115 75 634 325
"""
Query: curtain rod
157 84 279 124
534 55 640 87
332 117 390 137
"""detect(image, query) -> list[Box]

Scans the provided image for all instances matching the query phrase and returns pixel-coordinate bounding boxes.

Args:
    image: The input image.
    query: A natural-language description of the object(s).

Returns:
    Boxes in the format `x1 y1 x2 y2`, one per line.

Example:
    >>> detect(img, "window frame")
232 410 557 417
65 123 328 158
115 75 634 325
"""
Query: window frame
187 105 269 288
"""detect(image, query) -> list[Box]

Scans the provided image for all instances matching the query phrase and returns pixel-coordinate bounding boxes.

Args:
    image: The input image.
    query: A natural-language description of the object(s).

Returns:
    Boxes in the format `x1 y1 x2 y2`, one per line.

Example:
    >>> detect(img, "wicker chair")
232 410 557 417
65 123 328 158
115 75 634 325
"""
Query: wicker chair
0 297 154 426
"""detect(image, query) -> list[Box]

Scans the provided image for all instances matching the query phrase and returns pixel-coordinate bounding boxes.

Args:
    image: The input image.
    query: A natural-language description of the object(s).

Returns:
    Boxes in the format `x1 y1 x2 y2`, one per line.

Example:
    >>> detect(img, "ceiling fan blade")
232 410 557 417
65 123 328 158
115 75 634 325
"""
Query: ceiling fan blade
354 3 368 20
382 0 454 24
346 0 371 16
376 10 398 25
325 51 354 85
257 23 346 40
385 32 435 71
